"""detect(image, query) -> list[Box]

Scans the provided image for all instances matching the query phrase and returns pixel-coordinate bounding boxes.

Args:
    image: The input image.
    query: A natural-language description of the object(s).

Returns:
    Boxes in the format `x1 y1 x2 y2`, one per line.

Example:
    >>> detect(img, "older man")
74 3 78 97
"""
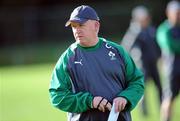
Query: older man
49 5 144 121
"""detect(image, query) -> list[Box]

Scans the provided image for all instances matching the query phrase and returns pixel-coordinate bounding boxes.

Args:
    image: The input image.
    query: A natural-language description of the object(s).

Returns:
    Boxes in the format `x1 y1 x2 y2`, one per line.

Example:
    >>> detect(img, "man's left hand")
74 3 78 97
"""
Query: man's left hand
113 97 127 113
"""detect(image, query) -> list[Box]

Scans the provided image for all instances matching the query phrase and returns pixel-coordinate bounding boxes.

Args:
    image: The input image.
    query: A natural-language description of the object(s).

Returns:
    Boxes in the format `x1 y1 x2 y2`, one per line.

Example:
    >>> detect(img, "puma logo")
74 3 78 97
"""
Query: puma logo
74 59 83 66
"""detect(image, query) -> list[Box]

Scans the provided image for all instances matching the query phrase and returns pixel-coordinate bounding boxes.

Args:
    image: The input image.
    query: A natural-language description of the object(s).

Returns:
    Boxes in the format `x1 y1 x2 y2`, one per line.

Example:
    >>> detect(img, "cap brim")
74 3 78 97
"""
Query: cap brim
65 18 88 27
65 21 71 27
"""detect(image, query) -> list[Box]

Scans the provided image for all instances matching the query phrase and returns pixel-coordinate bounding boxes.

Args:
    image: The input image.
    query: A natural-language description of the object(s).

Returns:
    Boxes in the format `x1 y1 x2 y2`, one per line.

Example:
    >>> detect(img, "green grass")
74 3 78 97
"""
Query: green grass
0 64 66 121
0 63 180 121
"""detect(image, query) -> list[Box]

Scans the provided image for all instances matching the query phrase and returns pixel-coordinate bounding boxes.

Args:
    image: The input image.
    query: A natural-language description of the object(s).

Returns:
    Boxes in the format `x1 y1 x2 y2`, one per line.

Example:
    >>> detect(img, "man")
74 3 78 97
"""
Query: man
156 1 180 121
121 6 162 116
49 5 144 121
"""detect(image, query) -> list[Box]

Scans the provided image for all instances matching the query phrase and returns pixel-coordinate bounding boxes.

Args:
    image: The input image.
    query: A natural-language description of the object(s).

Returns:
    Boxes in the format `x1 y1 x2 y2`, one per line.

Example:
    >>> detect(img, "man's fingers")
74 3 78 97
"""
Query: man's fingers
94 96 127 112
121 102 126 110
97 97 104 109
102 99 111 112
93 96 103 108
114 102 119 112
93 96 112 112
98 104 105 112
113 97 127 112
118 103 123 112
98 98 108 112
117 101 127 112
106 102 112 111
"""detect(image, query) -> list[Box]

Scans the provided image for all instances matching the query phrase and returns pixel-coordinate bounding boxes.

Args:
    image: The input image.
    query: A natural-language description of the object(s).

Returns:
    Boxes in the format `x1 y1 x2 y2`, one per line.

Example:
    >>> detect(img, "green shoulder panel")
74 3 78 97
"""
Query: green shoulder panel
49 43 93 113
157 20 180 54
105 39 144 111
156 20 171 52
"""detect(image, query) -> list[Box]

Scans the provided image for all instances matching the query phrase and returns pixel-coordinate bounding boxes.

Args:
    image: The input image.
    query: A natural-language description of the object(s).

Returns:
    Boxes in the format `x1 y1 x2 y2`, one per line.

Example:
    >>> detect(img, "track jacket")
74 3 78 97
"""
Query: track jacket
49 37 144 121
157 20 180 54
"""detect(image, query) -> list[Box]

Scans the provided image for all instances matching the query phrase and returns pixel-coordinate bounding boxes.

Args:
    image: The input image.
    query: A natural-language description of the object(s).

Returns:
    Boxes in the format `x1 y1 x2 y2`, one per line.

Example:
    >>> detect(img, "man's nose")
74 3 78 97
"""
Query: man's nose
75 27 81 33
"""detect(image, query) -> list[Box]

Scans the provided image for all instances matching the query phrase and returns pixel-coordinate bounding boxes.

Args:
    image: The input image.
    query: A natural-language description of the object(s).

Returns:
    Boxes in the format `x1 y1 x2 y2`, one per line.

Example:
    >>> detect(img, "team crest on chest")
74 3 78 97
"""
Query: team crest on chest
108 51 116 60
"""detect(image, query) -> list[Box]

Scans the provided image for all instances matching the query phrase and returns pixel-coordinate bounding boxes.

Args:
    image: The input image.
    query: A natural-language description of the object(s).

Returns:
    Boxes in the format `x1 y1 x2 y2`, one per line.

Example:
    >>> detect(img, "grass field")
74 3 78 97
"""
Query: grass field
0 63 180 121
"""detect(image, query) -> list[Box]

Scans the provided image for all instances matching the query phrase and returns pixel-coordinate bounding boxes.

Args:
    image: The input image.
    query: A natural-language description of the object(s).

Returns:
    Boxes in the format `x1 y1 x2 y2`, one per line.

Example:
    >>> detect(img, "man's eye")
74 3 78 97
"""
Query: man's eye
71 25 76 28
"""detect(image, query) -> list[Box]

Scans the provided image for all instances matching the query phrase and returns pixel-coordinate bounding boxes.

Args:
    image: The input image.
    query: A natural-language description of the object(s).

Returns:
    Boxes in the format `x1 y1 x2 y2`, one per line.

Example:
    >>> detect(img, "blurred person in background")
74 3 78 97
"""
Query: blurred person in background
49 5 144 121
156 1 180 121
121 5 162 116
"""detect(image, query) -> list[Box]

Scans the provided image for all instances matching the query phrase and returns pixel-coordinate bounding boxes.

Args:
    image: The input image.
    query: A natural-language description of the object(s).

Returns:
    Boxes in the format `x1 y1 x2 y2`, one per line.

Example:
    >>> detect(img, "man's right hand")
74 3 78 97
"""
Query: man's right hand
92 96 112 112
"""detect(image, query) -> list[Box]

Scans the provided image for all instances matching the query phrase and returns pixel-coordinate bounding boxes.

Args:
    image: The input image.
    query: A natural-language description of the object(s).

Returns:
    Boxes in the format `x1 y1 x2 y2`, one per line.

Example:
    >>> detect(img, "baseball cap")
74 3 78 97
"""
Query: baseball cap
65 5 100 27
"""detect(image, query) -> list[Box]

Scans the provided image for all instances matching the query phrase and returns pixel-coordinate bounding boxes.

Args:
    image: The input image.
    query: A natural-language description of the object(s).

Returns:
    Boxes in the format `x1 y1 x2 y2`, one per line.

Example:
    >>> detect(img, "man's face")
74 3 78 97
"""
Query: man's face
71 20 99 43
167 9 180 26
138 15 151 28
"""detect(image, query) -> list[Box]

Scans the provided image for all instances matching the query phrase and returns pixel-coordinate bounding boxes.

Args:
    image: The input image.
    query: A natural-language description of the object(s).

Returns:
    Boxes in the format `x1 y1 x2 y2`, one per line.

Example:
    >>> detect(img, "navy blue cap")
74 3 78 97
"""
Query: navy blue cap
65 5 100 27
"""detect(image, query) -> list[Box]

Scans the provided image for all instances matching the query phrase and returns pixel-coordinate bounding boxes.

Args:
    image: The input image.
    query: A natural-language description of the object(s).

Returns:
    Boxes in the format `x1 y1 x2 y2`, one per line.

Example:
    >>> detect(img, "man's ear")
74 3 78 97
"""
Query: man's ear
95 21 100 33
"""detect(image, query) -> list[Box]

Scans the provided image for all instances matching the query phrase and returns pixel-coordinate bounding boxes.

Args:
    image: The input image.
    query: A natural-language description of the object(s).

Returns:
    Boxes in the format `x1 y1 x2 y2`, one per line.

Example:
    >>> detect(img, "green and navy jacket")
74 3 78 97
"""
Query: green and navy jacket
49 37 144 121
157 20 180 54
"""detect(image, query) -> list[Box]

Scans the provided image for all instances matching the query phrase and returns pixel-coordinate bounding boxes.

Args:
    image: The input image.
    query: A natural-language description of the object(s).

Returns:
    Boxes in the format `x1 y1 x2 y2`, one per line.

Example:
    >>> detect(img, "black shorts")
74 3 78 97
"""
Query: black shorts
170 74 180 99
170 55 180 99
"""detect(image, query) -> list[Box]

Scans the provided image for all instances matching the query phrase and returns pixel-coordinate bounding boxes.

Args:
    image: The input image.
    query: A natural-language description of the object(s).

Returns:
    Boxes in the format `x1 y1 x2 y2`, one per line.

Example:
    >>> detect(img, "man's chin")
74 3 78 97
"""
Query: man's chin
76 37 85 42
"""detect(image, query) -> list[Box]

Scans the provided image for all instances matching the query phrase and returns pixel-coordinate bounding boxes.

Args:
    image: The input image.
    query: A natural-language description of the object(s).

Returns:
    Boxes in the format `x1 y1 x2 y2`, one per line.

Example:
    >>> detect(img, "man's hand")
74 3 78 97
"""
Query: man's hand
92 96 112 112
113 97 127 113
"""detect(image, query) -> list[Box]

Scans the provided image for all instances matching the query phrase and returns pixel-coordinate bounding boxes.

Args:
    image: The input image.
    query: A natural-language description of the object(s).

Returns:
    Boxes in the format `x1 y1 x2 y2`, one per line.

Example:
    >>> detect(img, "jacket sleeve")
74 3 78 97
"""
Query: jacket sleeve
156 21 170 53
117 45 144 111
49 50 93 113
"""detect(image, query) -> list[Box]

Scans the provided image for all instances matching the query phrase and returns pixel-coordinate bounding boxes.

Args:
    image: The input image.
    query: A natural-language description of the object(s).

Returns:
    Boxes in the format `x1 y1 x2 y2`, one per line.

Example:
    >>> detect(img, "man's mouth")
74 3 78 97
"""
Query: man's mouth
76 36 83 39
